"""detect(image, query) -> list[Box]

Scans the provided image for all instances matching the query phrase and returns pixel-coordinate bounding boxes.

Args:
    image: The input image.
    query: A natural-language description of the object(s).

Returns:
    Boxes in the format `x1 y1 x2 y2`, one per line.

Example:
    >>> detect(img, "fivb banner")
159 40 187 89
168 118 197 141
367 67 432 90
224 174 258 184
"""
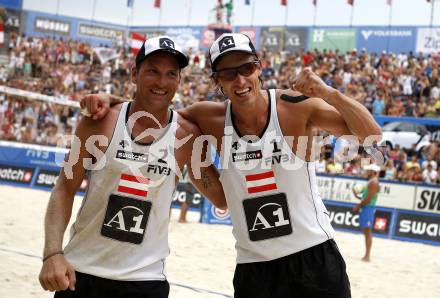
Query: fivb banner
0 0 22 10
356 27 416 53
416 28 440 54
309 28 356 52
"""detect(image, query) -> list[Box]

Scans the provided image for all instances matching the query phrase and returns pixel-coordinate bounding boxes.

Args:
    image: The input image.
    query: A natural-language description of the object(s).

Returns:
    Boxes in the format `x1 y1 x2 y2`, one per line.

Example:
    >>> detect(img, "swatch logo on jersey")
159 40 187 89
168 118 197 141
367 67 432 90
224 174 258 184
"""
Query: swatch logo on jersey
117 173 150 197
245 170 277 194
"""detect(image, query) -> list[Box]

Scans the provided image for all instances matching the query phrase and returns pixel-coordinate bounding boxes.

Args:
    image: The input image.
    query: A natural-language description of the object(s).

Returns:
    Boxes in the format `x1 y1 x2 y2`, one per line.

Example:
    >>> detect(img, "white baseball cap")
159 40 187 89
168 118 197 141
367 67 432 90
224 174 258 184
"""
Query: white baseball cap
209 33 257 71
135 35 188 69
363 164 381 172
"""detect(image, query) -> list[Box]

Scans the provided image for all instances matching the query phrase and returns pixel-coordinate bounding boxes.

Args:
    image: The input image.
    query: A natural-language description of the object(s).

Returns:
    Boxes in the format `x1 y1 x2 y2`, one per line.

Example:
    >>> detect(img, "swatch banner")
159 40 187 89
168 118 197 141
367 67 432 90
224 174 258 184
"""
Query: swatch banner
356 27 415 53
309 28 356 52
78 23 124 41
394 211 440 243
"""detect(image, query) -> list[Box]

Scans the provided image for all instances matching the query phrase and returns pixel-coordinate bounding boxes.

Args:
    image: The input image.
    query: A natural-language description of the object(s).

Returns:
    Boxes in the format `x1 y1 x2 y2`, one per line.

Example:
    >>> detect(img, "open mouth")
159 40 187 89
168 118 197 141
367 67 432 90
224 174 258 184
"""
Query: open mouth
150 89 167 95
234 87 251 97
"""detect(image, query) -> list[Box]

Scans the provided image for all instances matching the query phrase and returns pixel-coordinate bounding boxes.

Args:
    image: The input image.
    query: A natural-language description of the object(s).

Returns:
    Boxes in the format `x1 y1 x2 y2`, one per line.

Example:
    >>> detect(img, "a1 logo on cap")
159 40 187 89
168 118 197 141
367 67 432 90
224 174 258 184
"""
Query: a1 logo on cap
219 36 235 53
159 38 175 49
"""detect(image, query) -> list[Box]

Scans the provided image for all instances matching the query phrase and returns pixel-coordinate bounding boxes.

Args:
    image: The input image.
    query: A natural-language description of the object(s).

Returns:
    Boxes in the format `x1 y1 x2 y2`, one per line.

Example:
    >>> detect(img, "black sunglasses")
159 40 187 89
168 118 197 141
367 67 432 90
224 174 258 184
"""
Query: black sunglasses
213 61 260 81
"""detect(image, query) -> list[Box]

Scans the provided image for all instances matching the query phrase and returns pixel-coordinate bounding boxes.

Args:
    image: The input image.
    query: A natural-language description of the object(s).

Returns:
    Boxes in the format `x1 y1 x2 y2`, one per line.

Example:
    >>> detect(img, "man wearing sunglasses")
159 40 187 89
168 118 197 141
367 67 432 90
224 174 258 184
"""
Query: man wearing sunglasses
81 33 381 298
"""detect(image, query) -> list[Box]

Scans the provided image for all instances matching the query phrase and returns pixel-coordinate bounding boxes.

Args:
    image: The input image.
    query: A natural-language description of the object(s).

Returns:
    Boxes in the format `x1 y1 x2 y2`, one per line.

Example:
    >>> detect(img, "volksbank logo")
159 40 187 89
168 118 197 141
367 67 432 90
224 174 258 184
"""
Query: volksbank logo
361 30 412 41
313 30 325 42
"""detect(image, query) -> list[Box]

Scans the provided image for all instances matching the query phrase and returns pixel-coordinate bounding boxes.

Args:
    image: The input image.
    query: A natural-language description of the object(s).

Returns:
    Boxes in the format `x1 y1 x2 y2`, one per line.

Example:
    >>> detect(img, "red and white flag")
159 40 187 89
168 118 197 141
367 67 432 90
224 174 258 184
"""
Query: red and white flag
374 217 388 231
0 23 4 48
130 32 145 56
118 173 150 197
245 170 277 194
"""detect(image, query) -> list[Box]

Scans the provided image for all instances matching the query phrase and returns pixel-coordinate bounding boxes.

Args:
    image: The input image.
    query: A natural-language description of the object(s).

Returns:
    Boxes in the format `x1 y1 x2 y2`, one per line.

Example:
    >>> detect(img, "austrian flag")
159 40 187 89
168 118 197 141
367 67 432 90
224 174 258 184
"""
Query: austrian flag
117 173 149 197
245 170 277 194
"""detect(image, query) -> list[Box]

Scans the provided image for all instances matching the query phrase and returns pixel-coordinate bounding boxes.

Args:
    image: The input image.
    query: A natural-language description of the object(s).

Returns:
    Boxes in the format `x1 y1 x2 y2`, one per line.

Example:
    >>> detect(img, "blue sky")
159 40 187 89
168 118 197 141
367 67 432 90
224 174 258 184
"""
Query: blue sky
23 0 439 27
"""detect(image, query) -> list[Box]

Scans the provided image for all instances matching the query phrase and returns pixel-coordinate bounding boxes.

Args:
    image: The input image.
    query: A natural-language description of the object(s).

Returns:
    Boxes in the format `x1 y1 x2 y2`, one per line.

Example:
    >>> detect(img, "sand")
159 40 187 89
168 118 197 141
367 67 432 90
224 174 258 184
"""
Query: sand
0 185 438 298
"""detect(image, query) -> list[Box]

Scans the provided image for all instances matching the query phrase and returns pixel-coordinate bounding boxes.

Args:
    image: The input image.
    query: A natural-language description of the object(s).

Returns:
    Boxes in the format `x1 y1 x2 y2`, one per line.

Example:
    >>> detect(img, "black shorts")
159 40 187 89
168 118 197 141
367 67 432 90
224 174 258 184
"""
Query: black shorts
54 271 169 298
233 239 351 298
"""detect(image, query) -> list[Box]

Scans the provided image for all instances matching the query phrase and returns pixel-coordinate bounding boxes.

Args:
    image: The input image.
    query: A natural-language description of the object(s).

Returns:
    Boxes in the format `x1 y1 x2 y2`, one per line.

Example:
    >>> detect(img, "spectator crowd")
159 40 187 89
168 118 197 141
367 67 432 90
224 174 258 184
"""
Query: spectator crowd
0 33 440 184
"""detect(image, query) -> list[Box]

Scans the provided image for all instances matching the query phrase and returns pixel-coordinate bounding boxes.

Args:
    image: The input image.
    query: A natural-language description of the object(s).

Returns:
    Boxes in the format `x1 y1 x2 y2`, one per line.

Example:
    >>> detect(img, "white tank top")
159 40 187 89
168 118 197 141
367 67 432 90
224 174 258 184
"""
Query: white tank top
219 89 335 264
64 102 178 281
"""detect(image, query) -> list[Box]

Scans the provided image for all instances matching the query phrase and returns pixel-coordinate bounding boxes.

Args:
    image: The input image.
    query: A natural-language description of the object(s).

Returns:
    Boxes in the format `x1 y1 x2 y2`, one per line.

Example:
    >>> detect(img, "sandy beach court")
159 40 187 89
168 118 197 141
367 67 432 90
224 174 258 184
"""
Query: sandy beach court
0 185 438 298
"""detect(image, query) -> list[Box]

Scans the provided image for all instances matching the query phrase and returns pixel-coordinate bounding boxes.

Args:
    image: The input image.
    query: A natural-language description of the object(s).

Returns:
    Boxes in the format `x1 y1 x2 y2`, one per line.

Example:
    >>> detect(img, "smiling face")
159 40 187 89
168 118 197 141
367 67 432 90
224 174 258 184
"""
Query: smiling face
132 51 180 111
214 52 262 106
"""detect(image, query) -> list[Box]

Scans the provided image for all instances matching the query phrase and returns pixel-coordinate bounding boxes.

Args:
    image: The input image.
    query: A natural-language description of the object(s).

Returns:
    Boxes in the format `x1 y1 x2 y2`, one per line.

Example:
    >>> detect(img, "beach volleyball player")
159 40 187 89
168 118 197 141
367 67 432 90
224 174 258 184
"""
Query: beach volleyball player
82 33 382 297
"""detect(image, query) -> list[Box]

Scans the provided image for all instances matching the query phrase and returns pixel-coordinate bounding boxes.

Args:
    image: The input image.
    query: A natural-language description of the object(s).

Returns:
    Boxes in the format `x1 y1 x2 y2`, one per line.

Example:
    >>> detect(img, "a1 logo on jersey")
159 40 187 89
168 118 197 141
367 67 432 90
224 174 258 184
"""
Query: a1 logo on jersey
101 194 151 244
243 193 292 241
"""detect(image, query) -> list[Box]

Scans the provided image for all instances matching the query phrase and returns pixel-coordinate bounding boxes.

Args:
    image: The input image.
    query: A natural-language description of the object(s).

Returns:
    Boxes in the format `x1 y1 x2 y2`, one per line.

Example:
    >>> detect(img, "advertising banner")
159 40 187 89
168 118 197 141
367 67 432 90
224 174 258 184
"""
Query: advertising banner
0 0 22 10
284 27 307 52
324 201 393 236
237 27 257 47
414 186 440 214
259 27 284 52
3 8 22 33
171 183 204 209
0 163 34 185
78 23 124 41
164 27 202 50
34 16 71 35
309 28 356 52
201 200 232 225
201 27 216 49
416 28 440 54
317 176 415 210
34 169 88 192
0 141 66 168
356 27 415 53
394 211 440 243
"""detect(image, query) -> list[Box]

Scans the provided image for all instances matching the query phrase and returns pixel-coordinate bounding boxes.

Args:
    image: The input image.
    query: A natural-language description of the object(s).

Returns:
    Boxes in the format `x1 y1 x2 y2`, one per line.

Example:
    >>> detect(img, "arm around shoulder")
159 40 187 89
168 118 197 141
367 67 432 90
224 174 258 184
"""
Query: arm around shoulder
177 118 227 209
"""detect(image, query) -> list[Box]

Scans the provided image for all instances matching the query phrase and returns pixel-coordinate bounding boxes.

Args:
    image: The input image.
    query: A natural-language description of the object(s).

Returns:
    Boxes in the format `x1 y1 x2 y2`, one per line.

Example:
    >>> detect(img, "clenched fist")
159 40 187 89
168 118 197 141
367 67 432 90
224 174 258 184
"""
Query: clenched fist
80 93 111 120
292 68 334 100
39 254 76 292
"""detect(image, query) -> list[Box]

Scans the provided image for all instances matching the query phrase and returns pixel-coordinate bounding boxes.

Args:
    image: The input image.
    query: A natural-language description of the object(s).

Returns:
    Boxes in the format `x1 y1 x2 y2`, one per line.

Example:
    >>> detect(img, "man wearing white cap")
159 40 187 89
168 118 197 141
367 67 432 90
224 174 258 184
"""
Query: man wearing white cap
38 36 226 298
82 33 381 297
353 163 381 262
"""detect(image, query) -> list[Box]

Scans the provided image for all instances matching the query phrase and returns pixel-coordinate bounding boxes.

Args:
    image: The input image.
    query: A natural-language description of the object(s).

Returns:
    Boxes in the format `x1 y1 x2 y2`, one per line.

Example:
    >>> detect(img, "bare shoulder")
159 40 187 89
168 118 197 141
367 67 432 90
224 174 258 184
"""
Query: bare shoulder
179 101 227 119
76 103 122 141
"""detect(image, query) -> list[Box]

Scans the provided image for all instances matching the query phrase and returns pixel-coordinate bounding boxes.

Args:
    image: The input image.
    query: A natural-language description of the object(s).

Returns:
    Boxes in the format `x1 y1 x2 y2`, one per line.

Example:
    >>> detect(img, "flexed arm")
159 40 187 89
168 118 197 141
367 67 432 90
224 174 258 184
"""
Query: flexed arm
292 68 382 142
